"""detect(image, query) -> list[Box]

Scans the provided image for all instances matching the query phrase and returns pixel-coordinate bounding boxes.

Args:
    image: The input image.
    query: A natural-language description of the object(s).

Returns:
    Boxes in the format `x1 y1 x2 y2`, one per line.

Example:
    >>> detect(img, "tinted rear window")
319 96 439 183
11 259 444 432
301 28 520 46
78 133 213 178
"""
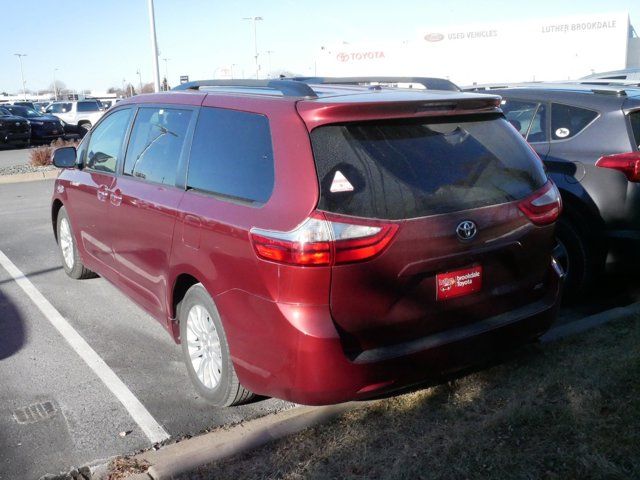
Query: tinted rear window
550 103 598 140
187 107 274 203
311 115 547 220
629 111 640 148
77 101 100 112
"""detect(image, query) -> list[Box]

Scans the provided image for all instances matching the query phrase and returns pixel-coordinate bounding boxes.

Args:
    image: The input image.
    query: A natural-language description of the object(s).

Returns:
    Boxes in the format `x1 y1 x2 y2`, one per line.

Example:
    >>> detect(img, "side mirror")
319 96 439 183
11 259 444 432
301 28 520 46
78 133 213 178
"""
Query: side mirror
52 146 77 168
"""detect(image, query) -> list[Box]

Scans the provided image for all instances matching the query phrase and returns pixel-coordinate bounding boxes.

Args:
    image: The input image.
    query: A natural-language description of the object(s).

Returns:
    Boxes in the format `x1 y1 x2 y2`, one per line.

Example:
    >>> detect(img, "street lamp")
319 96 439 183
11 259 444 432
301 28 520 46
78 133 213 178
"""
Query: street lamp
136 69 143 93
242 16 263 79
14 53 27 100
53 67 59 101
147 0 161 92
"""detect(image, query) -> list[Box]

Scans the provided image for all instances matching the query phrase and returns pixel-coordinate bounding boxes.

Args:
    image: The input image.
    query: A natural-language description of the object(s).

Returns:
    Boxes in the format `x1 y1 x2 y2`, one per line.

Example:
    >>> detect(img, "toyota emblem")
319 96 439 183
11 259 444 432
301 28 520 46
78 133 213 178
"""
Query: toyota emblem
456 220 477 241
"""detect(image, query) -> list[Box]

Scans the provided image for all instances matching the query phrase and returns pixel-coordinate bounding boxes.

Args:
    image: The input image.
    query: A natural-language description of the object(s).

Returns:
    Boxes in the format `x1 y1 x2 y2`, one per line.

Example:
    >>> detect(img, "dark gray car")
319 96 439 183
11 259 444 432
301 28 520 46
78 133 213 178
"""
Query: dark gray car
465 83 640 298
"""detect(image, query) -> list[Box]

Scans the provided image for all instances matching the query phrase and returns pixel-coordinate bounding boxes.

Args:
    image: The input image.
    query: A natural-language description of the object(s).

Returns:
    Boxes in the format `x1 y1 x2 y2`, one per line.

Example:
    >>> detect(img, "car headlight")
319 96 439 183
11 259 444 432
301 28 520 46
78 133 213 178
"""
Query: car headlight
30 121 44 126
59 119 66 126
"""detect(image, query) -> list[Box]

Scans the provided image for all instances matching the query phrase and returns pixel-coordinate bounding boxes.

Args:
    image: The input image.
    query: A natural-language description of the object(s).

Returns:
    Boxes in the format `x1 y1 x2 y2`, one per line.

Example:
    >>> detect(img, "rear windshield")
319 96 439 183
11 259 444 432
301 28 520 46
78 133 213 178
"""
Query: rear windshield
630 111 640 149
310 115 547 220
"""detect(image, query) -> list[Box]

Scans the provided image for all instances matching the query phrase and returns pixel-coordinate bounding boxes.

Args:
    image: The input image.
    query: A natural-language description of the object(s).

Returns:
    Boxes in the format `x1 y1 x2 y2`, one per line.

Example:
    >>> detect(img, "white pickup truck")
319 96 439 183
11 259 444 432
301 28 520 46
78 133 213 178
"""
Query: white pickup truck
45 100 105 132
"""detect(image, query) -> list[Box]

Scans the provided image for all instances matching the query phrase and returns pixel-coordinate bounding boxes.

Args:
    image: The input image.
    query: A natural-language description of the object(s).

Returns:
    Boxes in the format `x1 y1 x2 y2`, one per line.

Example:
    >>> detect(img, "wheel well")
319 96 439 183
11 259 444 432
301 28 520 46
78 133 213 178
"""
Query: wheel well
51 200 63 242
171 273 200 320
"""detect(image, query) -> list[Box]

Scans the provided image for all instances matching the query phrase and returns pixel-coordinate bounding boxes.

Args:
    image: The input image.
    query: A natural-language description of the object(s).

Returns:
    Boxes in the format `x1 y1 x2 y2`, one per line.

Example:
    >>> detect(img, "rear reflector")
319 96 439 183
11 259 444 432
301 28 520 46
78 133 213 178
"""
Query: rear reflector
518 181 562 226
595 152 640 182
250 212 398 266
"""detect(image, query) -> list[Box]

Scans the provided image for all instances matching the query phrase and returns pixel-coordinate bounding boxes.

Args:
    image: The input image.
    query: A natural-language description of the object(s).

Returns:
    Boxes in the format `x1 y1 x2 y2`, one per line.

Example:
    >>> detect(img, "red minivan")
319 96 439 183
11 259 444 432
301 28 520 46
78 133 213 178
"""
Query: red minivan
51 78 563 406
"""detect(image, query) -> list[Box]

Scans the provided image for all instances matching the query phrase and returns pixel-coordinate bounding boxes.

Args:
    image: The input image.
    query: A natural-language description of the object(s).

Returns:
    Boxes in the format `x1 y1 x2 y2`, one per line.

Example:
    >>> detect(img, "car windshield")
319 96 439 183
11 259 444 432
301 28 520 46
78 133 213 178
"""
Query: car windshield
8 106 42 118
0 108 11 116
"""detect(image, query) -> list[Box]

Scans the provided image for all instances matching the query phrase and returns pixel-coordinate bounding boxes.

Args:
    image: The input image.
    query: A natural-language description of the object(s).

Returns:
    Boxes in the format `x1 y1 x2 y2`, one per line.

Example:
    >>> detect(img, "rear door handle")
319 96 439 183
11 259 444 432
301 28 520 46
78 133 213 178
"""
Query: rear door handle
110 189 122 207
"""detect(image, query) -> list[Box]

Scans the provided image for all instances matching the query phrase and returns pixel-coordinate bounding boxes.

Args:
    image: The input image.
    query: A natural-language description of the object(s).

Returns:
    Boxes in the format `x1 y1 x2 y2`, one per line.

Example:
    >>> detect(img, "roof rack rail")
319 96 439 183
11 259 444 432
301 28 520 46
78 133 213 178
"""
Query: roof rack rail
172 79 318 98
590 88 628 96
292 76 461 92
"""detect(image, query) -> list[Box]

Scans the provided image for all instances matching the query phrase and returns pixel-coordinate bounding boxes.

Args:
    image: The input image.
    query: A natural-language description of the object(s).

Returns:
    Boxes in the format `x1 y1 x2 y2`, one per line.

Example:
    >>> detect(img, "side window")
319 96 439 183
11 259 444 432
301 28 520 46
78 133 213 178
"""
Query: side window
551 103 598 140
123 107 192 186
500 99 539 137
527 103 548 143
77 101 100 112
85 109 132 174
187 107 274 203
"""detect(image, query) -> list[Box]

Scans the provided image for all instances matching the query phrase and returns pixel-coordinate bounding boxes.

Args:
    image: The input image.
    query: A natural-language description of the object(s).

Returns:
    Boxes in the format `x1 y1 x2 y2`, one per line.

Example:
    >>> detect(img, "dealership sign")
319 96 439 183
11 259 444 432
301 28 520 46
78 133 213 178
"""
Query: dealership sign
316 12 632 85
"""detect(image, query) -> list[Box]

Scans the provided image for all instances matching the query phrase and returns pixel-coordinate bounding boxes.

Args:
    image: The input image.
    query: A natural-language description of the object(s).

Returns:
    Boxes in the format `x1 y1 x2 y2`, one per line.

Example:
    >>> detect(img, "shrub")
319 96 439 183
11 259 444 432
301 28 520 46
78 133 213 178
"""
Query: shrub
29 138 79 167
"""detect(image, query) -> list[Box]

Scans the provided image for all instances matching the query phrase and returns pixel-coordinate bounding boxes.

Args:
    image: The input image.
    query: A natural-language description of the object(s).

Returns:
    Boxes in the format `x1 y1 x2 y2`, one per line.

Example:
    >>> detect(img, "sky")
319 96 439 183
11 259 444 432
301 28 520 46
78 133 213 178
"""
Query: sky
0 0 639 94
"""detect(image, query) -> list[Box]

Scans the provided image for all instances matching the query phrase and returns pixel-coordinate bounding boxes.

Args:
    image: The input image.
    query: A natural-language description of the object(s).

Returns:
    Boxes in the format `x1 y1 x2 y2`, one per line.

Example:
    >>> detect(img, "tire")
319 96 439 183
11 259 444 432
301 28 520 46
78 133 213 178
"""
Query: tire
56 206 96 280
179 284 254 407
553 215 601 301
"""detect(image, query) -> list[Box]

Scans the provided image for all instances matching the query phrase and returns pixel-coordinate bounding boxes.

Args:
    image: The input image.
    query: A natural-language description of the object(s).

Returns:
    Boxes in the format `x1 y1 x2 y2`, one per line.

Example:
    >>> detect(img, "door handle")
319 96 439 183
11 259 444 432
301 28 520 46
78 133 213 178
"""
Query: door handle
110 189 123 207
97 185 109 202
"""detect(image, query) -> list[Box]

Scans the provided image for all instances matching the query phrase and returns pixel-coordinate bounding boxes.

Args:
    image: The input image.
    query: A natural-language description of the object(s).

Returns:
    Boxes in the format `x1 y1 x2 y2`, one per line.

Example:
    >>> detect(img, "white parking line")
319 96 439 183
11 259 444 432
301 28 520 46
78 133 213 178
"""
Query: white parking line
0 249 170 444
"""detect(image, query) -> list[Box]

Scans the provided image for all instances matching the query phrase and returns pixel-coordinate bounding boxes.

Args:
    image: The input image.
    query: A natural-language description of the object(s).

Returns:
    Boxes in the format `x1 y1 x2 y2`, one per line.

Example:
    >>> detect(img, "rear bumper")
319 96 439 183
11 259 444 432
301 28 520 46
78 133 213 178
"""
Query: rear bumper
217 261 563 405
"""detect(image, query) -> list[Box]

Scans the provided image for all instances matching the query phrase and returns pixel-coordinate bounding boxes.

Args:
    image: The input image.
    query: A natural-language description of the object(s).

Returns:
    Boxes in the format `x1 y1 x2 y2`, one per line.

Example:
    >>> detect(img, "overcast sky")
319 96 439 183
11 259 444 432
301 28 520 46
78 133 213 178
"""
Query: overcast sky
0 0 638 94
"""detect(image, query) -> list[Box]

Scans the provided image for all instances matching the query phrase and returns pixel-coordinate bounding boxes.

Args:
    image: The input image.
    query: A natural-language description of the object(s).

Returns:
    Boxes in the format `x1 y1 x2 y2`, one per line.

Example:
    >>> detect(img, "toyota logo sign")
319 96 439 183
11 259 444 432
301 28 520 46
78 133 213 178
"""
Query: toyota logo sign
456 220 477 241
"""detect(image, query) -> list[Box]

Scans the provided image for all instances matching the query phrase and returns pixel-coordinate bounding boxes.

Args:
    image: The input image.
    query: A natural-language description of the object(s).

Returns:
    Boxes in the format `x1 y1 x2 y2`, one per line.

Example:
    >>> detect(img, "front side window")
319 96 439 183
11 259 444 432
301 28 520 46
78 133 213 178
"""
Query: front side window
527 103 548 143
47 103 72 113
85 109 132 174
123 107 192 186
187 107 274 203
551 103 598 140
500 99 539 137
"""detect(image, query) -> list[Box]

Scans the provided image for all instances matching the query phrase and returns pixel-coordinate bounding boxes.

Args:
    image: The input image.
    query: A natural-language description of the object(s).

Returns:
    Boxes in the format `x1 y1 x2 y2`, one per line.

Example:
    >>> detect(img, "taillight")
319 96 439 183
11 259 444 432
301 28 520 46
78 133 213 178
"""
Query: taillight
250 212 398 266
518 181 562 226
595 152 640 182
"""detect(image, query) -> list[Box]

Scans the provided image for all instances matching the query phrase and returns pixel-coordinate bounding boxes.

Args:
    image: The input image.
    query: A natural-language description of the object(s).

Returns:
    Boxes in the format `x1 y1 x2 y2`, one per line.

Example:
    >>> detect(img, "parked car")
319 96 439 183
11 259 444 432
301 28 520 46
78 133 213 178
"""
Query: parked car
581 68 640 82
12 101 37 109
465 83 640 298
50 77 563 407
0 107 31 148
45 99 104 132
3 105 65 144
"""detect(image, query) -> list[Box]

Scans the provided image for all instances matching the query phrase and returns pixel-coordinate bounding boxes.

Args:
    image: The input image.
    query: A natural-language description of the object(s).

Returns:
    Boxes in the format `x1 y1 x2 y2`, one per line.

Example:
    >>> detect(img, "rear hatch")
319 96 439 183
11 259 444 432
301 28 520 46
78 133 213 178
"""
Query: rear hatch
307 110 557 355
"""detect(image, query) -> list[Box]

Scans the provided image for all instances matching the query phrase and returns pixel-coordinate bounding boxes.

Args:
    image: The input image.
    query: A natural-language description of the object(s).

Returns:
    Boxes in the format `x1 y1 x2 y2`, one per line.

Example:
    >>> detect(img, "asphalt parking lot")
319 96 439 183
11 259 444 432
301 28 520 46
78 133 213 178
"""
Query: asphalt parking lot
0 148 31 170
1 178 639 479
0 179 290 480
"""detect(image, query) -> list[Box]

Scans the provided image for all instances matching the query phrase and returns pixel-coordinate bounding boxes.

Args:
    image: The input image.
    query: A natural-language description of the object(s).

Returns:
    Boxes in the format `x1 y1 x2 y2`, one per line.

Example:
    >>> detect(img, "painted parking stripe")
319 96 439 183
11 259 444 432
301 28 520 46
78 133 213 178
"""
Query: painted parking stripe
0 249 170 444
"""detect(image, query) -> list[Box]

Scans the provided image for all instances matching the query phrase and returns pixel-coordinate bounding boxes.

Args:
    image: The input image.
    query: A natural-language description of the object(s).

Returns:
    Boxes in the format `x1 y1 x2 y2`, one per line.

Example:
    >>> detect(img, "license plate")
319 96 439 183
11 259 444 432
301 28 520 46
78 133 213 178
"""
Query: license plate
436 265 482 300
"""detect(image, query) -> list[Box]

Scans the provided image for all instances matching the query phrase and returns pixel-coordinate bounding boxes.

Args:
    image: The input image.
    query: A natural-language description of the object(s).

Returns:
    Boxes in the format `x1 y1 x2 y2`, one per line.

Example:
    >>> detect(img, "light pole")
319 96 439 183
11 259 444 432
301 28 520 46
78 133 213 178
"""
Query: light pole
242 16 263 79
53 67 59 101
162 58 169 90
136 69 143 93
14 53 27 100
266 50 274 78
231 64 237 79
147 0 161 92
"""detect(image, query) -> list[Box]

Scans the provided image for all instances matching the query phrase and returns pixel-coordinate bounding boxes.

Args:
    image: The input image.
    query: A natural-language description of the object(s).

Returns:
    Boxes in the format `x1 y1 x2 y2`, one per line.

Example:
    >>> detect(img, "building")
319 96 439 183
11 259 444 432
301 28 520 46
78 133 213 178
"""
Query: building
315 12 639 85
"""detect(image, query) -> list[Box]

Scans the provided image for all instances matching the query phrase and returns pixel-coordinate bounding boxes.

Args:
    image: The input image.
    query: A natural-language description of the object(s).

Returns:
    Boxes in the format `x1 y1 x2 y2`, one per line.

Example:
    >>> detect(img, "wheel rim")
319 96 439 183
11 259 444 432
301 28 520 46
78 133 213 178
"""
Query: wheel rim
59 218 75 269
186 304 222 390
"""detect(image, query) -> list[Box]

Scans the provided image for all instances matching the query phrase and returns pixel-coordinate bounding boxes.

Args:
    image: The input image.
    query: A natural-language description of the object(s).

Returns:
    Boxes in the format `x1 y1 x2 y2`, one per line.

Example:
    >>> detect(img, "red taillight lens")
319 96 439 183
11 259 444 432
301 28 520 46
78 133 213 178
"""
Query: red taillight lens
250 212 398 266
518 180 562 226
595 152 640 182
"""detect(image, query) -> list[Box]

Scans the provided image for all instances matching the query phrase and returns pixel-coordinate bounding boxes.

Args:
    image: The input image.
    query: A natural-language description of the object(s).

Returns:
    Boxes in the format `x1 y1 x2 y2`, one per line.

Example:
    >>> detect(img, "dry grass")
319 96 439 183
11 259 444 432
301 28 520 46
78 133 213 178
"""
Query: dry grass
184 314 640 480
106 456 150 480
29 138 79 167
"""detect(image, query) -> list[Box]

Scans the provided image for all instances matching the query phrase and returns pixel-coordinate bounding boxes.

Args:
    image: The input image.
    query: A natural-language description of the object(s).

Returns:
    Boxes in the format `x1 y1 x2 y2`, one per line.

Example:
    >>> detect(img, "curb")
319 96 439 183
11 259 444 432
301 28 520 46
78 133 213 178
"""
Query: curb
541 301 640 343
120 301 640 479
134 403 359 480
0 169 58 184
